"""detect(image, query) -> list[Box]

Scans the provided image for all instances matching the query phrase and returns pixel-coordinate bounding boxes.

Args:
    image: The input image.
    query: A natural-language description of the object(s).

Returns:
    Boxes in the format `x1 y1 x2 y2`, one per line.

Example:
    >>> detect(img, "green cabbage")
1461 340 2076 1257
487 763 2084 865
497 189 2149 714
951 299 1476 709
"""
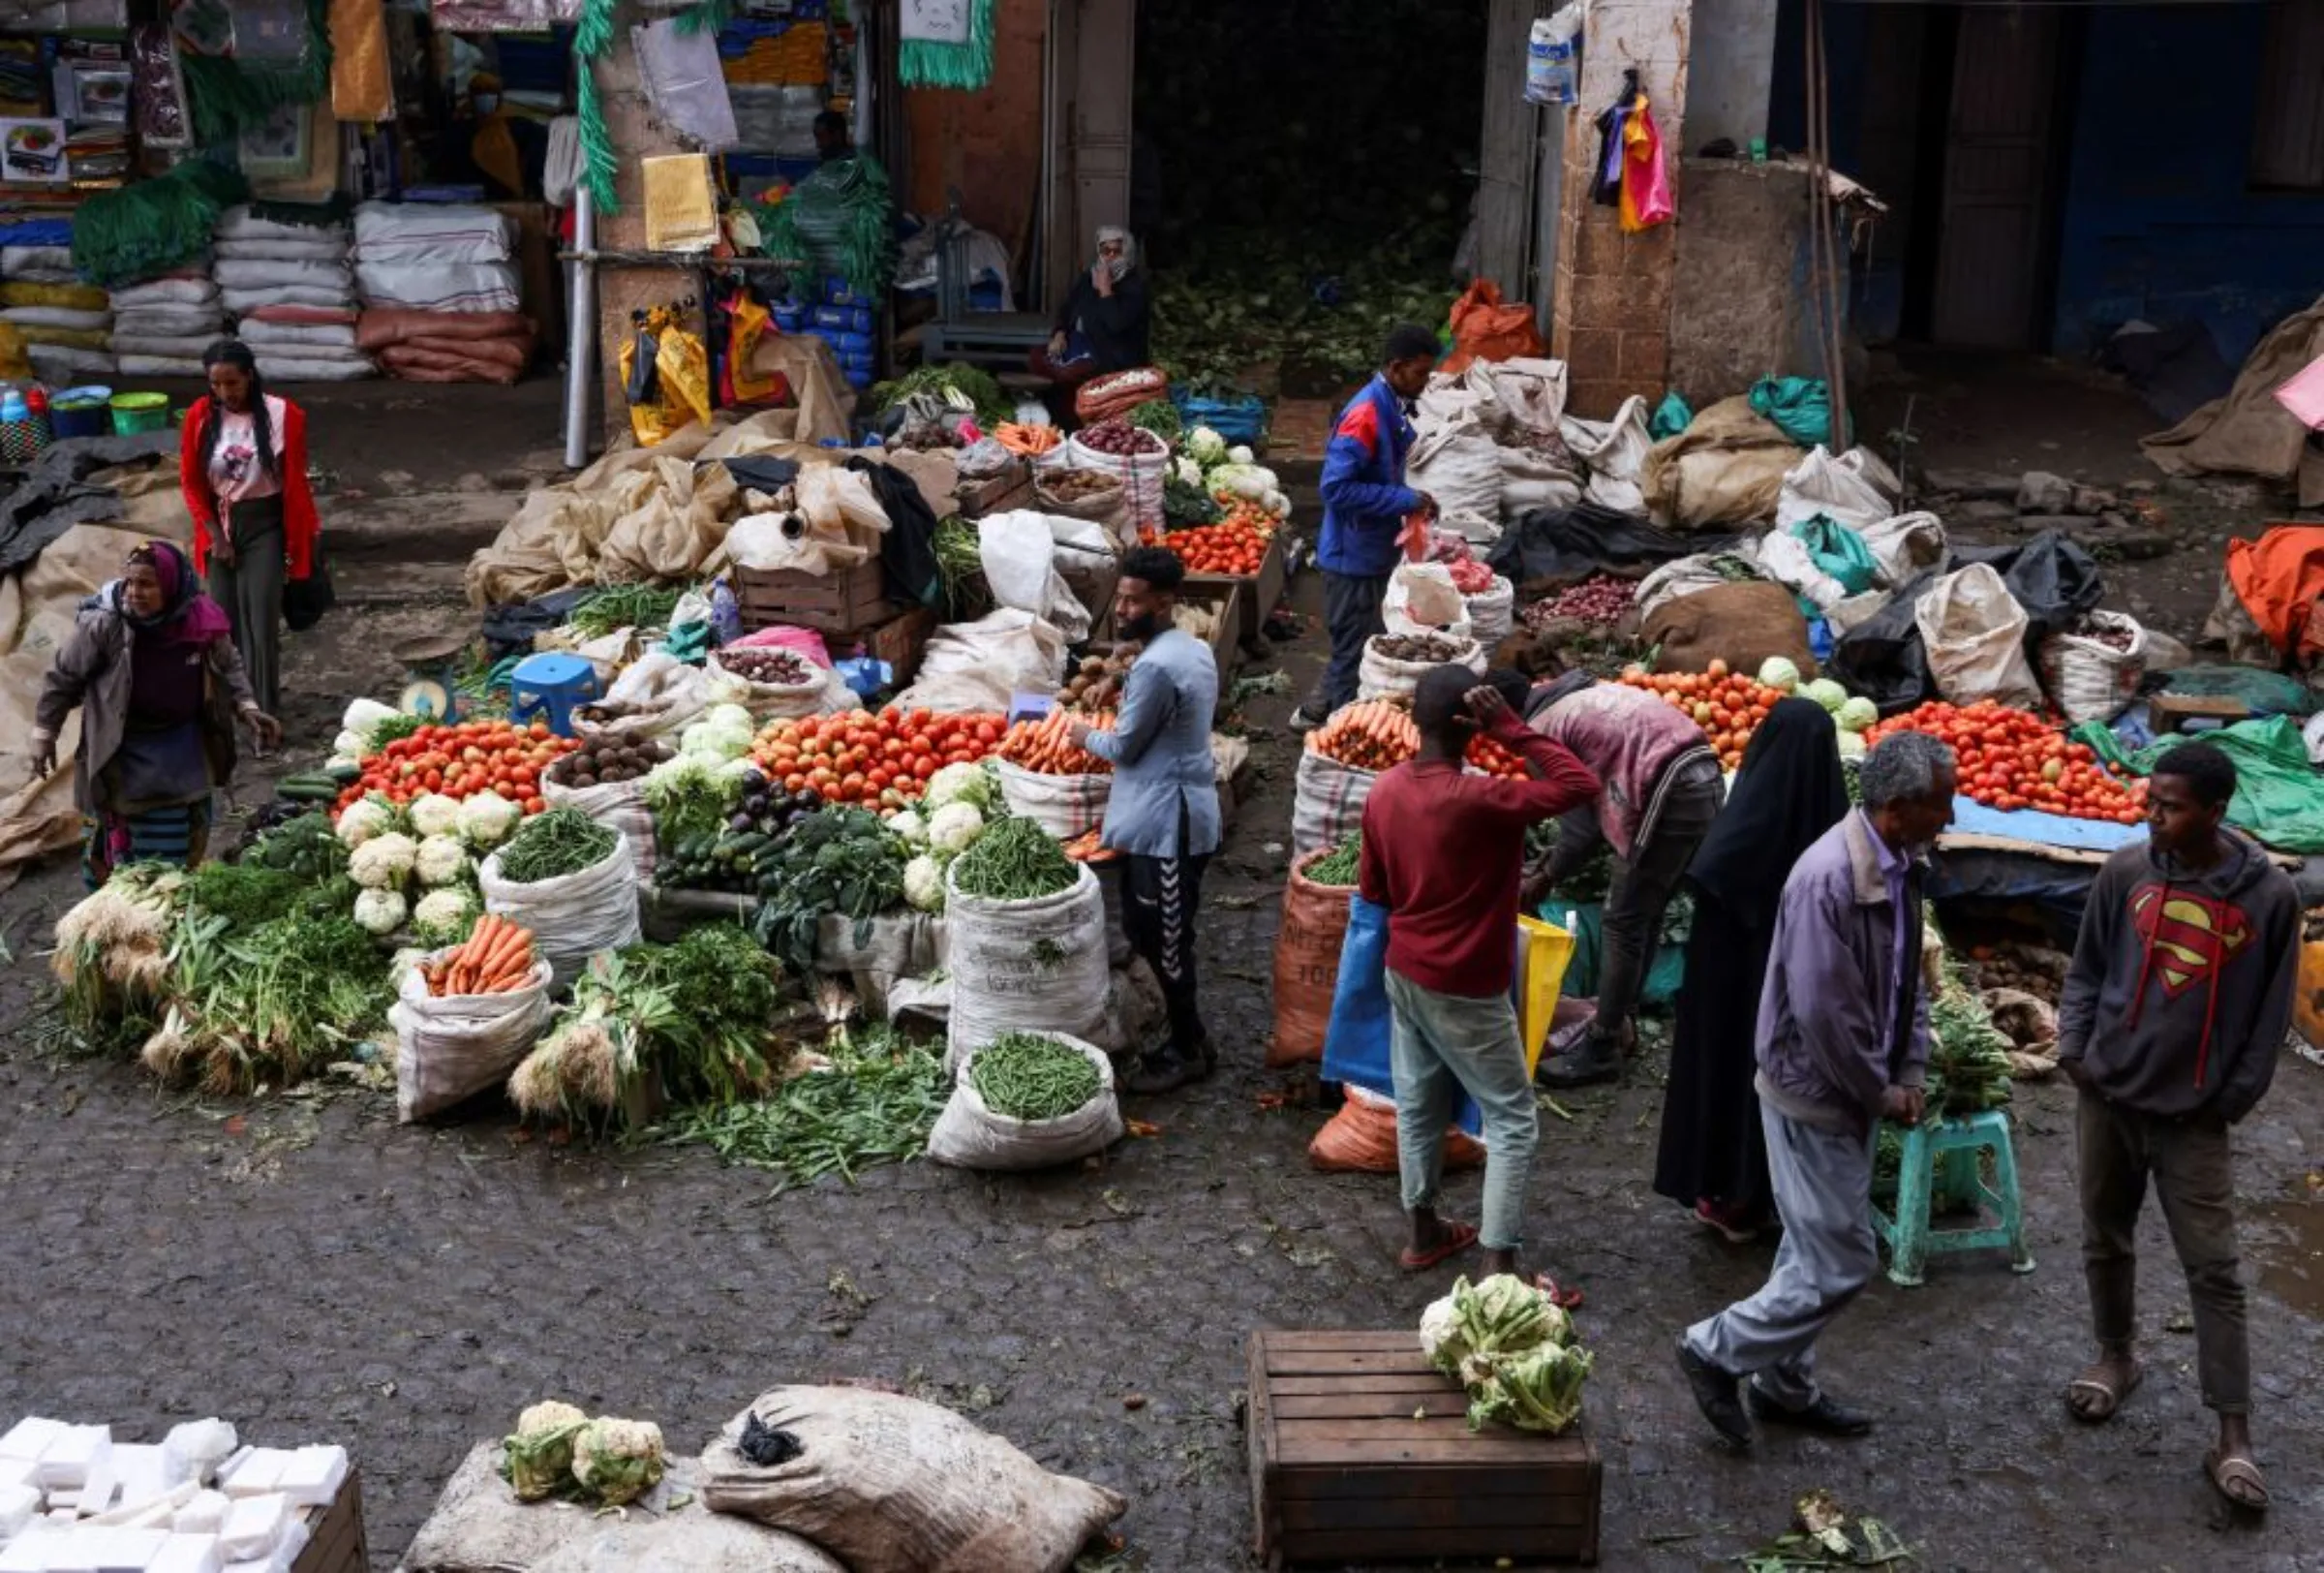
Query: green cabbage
1802 678 1850 714
1837 695 1879 733
1758 656 1801 694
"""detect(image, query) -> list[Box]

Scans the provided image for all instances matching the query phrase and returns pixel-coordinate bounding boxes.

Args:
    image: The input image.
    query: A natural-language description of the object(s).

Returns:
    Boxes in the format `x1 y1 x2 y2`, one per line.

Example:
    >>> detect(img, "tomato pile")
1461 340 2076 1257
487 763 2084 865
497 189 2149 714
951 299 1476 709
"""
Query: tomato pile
1866 700 2148 823
749 707 1005 814
1615 661 1784 771
1465 732 1529 779
1160 521 1269 576
335 719 573 817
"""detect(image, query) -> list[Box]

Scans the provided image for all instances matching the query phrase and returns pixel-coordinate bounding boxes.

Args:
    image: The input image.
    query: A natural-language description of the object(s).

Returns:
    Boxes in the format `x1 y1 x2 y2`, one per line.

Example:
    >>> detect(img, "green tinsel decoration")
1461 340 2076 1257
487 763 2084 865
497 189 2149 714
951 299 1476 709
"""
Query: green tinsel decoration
573 0 621 216
72 157 252 288
753 151 896 297
898 0 996 89
673 0 733 36
176 0 334 148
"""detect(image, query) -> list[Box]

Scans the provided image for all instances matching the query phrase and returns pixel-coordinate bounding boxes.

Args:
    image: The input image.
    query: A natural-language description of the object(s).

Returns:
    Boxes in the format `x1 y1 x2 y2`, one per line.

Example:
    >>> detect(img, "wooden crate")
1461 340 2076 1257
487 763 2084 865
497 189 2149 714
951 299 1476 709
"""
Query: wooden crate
1091 579 1242 678
732 558 893 634
2148 692 2250 735
1186 529 1286 654
1246 1330 1601 1568
832 601 940 686
958 461 1032 517
290 1469 369 1573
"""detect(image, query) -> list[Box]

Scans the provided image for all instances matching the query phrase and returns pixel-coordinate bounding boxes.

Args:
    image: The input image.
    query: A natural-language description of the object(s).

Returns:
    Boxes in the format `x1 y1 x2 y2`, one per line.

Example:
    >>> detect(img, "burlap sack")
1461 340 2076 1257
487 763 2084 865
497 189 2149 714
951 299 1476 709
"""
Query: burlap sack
1642 579 1816 678
1268 849 1357 1067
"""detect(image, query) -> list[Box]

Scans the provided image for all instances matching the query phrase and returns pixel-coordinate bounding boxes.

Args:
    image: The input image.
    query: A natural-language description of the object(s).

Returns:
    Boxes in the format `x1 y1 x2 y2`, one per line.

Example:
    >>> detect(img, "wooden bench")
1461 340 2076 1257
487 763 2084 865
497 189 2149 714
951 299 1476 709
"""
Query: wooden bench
1246 1329 1602 1567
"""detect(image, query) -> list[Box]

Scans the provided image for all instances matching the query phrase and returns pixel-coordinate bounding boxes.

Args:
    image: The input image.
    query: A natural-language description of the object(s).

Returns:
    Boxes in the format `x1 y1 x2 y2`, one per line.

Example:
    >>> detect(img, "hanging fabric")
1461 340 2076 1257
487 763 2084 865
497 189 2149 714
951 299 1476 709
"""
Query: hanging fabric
1619 92 1674 231
326 0 392 121
899 0 996 90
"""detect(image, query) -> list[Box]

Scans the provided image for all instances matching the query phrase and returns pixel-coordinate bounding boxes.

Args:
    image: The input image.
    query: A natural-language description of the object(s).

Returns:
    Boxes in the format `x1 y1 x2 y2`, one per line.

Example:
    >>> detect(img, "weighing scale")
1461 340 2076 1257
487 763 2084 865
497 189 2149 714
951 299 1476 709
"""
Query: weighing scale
392 632 471 724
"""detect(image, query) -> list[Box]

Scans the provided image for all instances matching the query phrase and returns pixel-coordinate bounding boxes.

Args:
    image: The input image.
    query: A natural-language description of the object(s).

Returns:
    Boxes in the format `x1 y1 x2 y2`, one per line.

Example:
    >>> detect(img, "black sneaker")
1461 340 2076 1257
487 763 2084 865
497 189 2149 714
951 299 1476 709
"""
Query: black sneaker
1288 705 1329 733
1539 1034 1622 1089
1744 1386 1874 1436
1123 1053 1201 1095
1675 1339 1752 1447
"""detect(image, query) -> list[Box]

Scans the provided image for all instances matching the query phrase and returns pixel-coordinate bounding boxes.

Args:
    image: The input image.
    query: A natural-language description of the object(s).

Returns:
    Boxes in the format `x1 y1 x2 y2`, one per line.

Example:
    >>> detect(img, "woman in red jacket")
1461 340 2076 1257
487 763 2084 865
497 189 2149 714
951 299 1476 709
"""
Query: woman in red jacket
179 337 320 716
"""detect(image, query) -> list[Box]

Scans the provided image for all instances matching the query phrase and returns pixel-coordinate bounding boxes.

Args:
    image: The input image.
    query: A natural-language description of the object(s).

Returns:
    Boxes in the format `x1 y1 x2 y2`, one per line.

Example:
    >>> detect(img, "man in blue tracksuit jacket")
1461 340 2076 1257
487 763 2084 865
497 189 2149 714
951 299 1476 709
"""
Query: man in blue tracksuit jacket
1294 324 1443 728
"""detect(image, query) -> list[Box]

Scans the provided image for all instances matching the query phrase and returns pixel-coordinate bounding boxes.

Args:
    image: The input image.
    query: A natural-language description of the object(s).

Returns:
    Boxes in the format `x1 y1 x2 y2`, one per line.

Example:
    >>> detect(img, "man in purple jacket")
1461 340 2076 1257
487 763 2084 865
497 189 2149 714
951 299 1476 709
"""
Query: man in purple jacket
1676 731 1955 1448
1290 325 1441 730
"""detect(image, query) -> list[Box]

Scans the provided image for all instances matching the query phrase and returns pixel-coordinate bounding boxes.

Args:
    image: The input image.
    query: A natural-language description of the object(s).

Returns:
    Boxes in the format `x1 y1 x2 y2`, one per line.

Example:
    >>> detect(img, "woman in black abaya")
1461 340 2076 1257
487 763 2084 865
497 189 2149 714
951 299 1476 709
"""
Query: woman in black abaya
1652 697 1852 1242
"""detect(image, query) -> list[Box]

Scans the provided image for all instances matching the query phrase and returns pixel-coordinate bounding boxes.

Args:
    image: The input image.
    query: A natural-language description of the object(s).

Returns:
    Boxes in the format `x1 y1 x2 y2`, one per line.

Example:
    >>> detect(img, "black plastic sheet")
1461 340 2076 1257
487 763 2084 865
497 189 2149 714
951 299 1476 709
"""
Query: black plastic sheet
1485 502 1726 590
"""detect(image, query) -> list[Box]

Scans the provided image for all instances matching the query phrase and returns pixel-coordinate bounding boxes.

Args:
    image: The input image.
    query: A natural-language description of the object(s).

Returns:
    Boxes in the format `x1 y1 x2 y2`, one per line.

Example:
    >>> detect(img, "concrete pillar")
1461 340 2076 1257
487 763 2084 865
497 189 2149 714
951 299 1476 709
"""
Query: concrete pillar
1687 0 1778 150
1548 0 1691 418
594 11 694 450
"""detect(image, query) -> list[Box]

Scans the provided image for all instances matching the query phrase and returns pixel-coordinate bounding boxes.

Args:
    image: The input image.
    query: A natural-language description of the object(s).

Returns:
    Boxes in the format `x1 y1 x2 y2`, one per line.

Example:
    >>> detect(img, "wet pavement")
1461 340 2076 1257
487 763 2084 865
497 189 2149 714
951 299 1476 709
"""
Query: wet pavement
1 397 2321 1569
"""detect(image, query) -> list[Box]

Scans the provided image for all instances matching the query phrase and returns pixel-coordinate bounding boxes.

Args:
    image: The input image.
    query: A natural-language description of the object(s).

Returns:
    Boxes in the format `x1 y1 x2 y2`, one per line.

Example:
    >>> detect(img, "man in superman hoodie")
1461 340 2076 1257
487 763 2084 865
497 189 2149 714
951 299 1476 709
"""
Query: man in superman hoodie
2056 741 2297 1513
1291 324 1441 729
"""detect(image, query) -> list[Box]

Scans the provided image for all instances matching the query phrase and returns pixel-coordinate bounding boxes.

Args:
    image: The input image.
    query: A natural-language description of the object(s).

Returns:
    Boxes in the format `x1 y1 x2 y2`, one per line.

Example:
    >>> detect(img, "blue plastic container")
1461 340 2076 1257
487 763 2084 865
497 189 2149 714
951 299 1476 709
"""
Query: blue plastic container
811 304 872 334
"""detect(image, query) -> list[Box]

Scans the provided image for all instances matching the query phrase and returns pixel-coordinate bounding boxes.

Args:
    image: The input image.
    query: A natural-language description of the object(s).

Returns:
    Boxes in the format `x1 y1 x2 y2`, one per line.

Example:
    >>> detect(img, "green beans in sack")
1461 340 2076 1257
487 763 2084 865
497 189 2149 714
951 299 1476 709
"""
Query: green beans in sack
928 1031 1123 1171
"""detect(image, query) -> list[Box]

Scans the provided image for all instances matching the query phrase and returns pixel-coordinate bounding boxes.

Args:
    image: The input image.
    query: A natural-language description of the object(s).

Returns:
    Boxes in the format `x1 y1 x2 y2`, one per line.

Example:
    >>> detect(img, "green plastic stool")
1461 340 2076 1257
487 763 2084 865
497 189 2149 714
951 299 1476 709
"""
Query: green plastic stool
1871 1108 2034 1287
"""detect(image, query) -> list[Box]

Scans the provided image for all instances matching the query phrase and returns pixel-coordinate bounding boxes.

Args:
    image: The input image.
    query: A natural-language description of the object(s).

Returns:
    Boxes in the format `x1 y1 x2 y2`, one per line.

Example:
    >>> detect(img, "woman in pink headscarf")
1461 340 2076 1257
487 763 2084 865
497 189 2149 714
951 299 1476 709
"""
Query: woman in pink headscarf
30 540 280 886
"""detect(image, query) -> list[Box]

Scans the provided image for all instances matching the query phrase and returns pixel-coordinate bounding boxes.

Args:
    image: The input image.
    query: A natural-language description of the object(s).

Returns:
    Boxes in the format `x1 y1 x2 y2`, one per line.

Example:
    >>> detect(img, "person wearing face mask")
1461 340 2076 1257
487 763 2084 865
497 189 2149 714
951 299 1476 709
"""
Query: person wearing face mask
1030 227 1152 418
29 540 280 887
1067 547 1220 1094
1290 324 1442 731
1676 730 1955 1451
450 71 545 200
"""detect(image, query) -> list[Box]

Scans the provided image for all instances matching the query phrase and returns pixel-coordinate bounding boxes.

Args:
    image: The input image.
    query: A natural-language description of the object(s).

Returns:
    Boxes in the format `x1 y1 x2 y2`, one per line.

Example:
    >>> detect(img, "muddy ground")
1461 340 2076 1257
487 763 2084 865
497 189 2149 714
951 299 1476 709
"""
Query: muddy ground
2 370 2322 1572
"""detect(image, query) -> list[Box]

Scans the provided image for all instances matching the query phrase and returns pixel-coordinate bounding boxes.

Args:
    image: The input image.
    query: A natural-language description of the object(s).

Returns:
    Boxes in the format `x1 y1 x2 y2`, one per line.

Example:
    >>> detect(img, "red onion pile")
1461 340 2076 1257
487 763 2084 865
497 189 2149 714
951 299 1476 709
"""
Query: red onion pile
719 647 815 686
1528 574 1636 628
1076 420 1167 458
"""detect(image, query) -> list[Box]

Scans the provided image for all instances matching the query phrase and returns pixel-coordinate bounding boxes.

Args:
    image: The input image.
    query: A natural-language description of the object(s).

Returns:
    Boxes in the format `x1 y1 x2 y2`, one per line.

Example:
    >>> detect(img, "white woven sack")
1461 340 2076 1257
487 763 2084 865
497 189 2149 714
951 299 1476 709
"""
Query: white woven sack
390 952 554 1123
943 862 1110 1067
540 774 657 887
992 757 1111 839
1915 563 2041 709
1382 561 1474 641
1464 575 1516 648
2038 610 2150 725
1292 746 1378 858
1063 430 1169 536
478 832 642 991
927 1032 1124 1170
1358 633 1484 702
706 648 831 721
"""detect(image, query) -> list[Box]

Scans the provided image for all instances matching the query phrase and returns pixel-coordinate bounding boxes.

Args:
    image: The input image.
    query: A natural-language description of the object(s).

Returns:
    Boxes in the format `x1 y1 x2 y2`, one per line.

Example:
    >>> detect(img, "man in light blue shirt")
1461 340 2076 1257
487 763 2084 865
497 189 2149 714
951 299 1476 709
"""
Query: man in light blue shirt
1070 546 1222 1093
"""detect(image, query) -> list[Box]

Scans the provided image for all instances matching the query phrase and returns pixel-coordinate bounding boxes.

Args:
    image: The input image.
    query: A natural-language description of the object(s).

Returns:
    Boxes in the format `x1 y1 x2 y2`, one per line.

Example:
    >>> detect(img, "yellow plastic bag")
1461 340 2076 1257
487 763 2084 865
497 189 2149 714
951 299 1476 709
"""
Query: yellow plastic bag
725 293 780 405
653 322 713 429
617 334 678 447
1512 914 1575 1074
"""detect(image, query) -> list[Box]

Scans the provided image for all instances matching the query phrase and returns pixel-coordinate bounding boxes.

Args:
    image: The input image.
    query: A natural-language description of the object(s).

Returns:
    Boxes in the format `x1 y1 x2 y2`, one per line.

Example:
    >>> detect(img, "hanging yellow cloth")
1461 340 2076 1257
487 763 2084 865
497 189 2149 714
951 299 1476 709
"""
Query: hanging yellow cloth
641 154 719 253
327 0 393 122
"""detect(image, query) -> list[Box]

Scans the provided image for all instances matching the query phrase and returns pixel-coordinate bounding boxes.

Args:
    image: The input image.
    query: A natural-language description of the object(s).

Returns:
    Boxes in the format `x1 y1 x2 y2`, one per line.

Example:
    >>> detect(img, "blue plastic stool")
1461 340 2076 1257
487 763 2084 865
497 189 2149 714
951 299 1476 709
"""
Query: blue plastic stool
506 653 601 736
1871 1108 2034 1287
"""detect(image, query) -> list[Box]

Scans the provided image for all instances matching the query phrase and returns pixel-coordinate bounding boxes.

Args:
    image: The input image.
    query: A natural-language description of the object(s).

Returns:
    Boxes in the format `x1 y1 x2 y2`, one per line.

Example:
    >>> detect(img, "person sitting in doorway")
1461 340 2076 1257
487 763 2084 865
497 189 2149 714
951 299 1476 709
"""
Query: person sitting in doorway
445 72 545 200
812 109 856 167
1029 228 1150 422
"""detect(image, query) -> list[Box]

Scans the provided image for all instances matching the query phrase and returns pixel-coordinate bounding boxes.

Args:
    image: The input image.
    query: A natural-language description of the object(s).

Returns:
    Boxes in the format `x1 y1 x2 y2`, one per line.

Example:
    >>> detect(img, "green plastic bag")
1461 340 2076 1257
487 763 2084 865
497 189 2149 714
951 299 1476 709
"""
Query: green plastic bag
1749 375 1834 447
2156 664 2317 719
1790 514 1881 596
1537 900 1687 1007
2072 716 2324 853
1649 390 1693 441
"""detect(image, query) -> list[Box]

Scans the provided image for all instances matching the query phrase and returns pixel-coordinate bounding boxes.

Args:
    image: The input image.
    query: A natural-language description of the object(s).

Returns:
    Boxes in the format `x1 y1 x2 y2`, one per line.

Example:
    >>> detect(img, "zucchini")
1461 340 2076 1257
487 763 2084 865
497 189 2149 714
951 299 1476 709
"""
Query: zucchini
325 762 360 785
276 777 342 802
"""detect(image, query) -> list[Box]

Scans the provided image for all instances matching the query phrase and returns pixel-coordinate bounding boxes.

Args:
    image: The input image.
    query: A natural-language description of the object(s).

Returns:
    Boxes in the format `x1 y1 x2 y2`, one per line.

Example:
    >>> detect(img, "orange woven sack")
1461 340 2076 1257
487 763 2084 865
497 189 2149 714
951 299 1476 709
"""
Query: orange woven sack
1267 850 1358 1067
1307 1084 1485 1174
1441 279 1544 377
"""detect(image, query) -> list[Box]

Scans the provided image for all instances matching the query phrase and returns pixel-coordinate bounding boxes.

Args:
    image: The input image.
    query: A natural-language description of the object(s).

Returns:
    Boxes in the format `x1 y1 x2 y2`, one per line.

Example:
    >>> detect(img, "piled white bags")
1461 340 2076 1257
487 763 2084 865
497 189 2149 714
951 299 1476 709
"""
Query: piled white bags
212 206 374 383
352 202 521 317
3 246 114 382
109 271 225 379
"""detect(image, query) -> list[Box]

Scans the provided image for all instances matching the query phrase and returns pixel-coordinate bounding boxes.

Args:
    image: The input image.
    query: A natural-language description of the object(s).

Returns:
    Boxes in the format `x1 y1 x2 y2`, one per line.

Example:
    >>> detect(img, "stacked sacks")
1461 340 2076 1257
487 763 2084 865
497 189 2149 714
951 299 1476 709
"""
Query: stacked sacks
213 206 374 382
2 234 112 380
352 202 533 383
110 270 227 378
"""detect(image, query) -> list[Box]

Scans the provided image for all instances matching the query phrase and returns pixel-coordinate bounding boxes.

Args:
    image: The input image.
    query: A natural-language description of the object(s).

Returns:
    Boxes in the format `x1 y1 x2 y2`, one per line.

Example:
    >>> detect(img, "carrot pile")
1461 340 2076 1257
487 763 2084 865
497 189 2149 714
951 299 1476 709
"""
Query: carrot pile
1161 521 1269 576
1307 700 1420 772
997 709 1116 776
995 422 1060 456
1059 828 1116 862
422 914 540 998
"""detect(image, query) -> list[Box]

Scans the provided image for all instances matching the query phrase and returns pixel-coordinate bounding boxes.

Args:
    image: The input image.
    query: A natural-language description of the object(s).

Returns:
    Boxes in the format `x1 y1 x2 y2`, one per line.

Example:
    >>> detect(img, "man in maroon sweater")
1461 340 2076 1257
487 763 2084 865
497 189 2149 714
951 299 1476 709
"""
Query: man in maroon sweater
1360 665 1602 1279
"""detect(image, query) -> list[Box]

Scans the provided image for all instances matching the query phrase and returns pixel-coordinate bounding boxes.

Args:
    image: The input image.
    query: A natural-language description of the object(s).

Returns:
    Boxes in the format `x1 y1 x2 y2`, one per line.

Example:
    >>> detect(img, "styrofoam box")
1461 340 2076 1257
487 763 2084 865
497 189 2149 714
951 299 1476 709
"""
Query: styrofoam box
0 1424 65 1464
33 1431 109 1492
0 1481 39 1539
91 1527 168 1572
270 1450 344 1512
148 1535 224 1573
170 1493 229 1535
216 1496 284 1563
212 1455 286 1503
0 1529 47 1573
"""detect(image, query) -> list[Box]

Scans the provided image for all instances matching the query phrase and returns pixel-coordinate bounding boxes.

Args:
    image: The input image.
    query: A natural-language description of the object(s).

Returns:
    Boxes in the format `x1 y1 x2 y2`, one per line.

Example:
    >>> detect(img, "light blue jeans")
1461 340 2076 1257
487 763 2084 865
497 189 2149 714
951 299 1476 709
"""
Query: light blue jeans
1386 968 1542 1252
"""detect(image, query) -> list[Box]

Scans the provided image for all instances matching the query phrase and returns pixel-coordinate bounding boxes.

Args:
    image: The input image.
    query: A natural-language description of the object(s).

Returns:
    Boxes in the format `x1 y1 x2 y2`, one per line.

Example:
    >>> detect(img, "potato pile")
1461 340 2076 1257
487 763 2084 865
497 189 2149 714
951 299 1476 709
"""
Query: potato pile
1061 648 1138 713
547 735 675 789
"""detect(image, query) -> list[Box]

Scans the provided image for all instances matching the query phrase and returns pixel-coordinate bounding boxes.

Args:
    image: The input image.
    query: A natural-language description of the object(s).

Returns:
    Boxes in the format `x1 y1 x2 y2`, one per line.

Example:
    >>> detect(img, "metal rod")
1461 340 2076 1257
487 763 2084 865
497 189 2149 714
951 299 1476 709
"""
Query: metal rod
557 250 803 268
563 184 596 471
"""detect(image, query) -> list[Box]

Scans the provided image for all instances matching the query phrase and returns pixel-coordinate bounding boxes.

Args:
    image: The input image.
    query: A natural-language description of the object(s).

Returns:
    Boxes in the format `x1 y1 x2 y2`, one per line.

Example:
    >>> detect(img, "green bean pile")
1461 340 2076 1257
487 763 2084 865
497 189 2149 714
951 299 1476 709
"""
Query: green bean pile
948 817 1078 901
1304 832 1361 886
496 807 619 883
970 1033 1102 1122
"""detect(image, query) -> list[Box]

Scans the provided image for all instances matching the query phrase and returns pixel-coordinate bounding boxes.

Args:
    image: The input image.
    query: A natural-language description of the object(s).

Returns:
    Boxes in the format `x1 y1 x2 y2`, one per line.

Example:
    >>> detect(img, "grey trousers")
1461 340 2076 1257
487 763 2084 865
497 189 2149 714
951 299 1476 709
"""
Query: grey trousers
1685 1103 1878 1409
207 513 285 717
1592 754 1724 1045
1309 570 1389 717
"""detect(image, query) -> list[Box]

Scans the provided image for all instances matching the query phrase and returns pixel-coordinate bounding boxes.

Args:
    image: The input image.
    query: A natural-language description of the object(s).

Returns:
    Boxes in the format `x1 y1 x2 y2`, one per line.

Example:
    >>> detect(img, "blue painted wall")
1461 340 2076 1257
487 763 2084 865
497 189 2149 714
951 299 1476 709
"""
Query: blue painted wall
1764 1 2324 358
2053 6 2324 363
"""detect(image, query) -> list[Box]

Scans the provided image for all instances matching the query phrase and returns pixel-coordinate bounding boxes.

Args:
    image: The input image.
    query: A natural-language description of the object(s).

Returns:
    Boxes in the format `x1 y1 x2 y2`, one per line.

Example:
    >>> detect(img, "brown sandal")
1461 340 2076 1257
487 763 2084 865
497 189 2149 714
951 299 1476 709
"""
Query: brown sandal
2205 1448 2270 1512
2064 1358 2143 1423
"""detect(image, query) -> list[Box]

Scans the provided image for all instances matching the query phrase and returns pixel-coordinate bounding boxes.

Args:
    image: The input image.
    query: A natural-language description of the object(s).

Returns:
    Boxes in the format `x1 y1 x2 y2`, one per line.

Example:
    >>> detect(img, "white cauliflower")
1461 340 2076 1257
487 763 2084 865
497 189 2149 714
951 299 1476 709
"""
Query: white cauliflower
456 790 520 849
412 888 478 947
1172 455 1203 489
352 887 407 937
1185 425 1227 468
1228 444 1255 466
570 1417 663 1507
888 810 927 846
349 832 418 890
924 760 996 813
335 797 395 848
927 802 985 855
408 792 463 838
902 854 944 911
414 834 472 888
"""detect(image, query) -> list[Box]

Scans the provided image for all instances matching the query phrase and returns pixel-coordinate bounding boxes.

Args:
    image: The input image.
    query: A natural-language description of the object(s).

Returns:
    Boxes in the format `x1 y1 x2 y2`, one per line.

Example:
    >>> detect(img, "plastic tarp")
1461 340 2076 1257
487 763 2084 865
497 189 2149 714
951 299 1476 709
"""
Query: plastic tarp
2076 715 2324 854
2156 663 2317 719
1944 795 2144 854
1749 375 1835 447
2222 526 2324 663
2142 293 2324 508
1484 502 1724 590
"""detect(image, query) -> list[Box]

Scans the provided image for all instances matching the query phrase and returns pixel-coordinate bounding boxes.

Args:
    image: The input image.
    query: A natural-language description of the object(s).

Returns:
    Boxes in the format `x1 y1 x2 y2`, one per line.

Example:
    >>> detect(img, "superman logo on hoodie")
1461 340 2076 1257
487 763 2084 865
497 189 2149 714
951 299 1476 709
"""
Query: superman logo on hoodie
2129 885 2253 996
